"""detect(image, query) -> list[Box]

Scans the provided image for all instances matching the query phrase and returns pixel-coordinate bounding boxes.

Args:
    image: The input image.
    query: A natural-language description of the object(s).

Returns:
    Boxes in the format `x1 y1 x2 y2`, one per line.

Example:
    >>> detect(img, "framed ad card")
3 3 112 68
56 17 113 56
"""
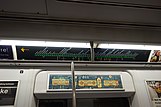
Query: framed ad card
146 80 161 107
47 73 124 91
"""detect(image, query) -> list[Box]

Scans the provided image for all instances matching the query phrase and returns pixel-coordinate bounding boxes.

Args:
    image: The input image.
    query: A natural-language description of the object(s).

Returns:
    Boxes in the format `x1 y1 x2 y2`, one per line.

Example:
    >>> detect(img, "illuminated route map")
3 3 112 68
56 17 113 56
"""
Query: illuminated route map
94 48 150 61
16 46 91 61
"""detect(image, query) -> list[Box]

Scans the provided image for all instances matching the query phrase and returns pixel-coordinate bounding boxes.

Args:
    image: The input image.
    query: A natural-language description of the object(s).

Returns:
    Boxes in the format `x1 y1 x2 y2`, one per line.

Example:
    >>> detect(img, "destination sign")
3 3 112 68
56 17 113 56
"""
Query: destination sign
48 74 123 90
0 81 18 105
94 48 151 62
0 45 13 59
16 46 90 61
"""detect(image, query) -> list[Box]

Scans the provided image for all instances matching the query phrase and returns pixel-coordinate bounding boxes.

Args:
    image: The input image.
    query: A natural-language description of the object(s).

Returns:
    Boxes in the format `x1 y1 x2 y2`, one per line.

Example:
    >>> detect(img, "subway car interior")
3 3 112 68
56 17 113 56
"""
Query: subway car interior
0 0 161 107
0 41 161 107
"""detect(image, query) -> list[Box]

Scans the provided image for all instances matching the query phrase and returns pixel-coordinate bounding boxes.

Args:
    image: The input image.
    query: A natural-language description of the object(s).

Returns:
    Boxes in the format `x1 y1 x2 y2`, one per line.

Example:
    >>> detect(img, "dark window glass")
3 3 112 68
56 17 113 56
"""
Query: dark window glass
39 98 129 107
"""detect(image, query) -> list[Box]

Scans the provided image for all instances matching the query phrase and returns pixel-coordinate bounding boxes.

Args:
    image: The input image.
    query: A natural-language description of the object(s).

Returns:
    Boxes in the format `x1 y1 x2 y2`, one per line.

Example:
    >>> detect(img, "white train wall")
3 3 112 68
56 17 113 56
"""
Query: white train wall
0 67 161 107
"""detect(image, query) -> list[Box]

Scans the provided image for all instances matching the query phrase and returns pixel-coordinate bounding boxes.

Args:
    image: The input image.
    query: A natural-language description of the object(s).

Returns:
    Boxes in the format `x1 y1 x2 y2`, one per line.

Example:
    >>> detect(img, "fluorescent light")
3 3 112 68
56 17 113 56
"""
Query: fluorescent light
144 45 161 50
0 40 45 46
99 43 161 50
45 42 90 48
1 40 161 50
0 40 90 48
99 43 145 50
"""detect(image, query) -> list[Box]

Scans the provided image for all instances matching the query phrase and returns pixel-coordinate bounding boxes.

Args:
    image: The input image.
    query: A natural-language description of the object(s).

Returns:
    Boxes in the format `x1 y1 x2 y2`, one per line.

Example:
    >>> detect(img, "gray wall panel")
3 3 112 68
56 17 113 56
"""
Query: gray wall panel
47 0 161 25
96 0 161 6
129 70 161 107
0 0 47 14
0 69 39 107
0 20 161 44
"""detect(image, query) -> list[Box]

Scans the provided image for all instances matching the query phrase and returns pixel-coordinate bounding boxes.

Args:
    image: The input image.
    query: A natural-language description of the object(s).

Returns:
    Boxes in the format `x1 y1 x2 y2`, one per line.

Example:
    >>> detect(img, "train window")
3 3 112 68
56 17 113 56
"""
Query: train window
39 100 67 107
39 98 129 107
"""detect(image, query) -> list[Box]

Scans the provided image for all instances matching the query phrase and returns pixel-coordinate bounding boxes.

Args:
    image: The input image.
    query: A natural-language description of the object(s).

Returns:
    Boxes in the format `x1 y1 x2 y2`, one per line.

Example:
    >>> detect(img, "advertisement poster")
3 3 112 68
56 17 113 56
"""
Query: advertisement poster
146 81 161 107
150 50 161 62
48 74 123 90
0 45 13 59
75 75 123 89
48 75 72 90
0 81 18 105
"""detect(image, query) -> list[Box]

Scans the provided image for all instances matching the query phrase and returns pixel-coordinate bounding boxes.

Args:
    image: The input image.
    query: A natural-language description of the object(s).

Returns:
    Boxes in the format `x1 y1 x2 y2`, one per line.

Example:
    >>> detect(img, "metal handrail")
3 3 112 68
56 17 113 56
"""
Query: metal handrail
71 62 77 107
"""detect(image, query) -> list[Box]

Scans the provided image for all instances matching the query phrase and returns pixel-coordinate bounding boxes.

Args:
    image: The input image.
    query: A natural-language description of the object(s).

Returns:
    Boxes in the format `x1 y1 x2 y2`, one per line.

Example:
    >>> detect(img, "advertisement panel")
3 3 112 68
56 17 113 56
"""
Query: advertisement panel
75 75 123 90
150 50 161 62
47 74 123 91
0 81 19 106
0 45 13 59
48 75 72 90
146 81 161 107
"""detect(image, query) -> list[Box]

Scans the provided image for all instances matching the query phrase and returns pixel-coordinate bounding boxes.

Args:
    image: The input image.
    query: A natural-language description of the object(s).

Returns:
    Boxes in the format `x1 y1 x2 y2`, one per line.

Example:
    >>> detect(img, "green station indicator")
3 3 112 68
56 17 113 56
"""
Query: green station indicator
16 46 91 61
94 48 151 62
